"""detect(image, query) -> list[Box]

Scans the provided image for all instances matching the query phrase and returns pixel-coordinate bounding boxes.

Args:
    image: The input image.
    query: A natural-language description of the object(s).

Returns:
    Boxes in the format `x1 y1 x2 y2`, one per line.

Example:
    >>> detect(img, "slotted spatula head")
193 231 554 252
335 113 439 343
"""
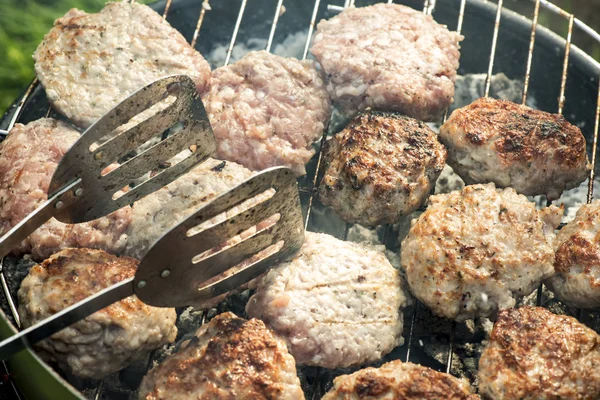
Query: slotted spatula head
133 166 305 308
49 74 215 223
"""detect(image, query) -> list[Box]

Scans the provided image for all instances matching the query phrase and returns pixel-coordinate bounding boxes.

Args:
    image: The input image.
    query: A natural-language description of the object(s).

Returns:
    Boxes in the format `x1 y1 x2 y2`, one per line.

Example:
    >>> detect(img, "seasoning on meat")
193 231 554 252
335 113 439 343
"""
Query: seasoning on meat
322 360 479 400
311 3 462 121
246 232 406 369
319 111 447 226
34 2 211 127
204 50 331 176
401 183 562 321
0 118 131 261
18 248 177 379
478 306 600 400
138 312 304 400
546 200 600 308
440 97 589 200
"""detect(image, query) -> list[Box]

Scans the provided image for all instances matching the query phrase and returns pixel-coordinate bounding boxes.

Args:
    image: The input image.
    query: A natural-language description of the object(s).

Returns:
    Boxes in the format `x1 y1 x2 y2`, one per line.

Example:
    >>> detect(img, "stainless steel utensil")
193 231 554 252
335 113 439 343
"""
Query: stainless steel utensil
0 166 304 359
0 74 215 259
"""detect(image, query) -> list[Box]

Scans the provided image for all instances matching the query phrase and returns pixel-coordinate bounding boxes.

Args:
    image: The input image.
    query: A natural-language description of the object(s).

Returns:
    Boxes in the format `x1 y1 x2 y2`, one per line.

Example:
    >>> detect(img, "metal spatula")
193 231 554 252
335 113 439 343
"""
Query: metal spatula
0 74 215 259
0 166 304 359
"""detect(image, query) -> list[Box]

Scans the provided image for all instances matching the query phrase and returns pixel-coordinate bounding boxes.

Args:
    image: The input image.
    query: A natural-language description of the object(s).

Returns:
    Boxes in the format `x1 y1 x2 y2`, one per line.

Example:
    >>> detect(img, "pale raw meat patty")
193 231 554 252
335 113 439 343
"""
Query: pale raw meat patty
319 111 447 226
311 3 462 121
34 2 211 128
125 158 254 260
246 232 406 369
204 50 331 176
546 200 600 308
138 312 304 400
440 97 589 200
478 307 600 400
322 360 479 400
0 118 131 261
401 183 562 321
18 248 177 379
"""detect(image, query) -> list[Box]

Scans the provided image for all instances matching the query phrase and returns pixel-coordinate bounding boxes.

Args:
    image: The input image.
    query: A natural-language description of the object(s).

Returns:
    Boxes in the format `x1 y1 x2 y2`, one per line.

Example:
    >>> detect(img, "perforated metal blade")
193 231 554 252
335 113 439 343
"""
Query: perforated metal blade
133 166 305 308
49 74 216 223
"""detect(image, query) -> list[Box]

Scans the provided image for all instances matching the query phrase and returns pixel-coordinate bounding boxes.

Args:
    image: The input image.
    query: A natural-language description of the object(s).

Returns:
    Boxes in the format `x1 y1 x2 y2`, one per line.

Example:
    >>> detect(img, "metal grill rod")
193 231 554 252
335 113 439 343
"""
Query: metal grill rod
266 0 285 52
587 80 600 203
484 0 504 97
522 0 540 105
224 0 248 66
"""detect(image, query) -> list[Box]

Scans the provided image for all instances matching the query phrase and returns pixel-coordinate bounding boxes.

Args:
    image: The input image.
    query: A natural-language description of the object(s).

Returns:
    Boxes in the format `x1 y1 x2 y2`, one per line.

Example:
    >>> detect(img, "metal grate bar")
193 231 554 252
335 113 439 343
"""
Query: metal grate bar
5 79 39 132
191 1 211 48
484 0 504 97
163 0 173 18
302 0 322 60
557 14 574 115
224 0 248 66
522 0 540 105
588 79 600 203
266 0 285 52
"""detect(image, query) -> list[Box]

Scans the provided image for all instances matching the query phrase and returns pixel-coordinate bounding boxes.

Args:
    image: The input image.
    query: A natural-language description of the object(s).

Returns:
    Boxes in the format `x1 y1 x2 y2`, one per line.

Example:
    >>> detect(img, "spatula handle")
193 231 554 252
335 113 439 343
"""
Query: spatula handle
0 277 134 360
0 178 82 259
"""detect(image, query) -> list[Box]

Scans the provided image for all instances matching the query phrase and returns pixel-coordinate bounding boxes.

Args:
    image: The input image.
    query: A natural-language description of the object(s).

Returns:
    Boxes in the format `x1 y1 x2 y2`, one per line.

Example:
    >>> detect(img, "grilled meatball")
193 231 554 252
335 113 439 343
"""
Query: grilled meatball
18 248 177 379
322 360 479 400
310 3 462 121
440 97 589 200
546 200 600 308
319 111 447 226
246 232 406 369
401 183 562 321
0 119 131 261
478 307 600 400
204 50 331 176
34 2 211 128
138 312 304 400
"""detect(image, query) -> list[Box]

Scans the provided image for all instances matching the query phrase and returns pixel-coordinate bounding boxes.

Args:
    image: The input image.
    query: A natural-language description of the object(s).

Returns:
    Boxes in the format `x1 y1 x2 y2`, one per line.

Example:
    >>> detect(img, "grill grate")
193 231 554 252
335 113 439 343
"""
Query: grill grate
1 0 600 399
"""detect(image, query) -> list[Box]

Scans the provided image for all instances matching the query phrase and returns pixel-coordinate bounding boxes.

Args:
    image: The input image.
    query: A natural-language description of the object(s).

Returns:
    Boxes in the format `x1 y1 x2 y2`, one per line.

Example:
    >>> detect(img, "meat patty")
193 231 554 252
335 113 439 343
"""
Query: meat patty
124 158 254 260
310 3 462 121
246 232 406 369
138 312 304 400
440 97 589 200
204 50 331 176
0 119 131 261
18 248 177 379
546 200 600 308
401 183 562 321
34 2 211 128
322 360 479 400
319 111 447 226
478 307 600 400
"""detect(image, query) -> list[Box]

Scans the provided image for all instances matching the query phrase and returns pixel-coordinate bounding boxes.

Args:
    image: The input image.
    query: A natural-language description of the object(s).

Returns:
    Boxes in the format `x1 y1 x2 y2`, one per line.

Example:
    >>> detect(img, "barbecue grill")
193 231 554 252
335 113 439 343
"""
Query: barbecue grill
1 0 599 398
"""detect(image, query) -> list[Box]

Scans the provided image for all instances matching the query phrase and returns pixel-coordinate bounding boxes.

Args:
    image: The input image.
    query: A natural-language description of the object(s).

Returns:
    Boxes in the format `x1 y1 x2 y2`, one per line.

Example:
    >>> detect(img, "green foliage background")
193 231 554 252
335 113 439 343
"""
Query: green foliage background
0 0 598 117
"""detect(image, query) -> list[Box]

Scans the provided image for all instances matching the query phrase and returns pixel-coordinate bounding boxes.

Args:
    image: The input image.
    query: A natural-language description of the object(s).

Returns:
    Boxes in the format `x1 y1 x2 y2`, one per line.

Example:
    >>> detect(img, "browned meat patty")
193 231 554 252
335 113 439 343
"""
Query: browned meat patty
322 360 479 400
440 97 589 200
401 183 562 321
319 111 447 226
546 200 600 308
0 118 131 261
34 2 211 128
18 248 177 379
478 307 600 400
204 50 331 176
310 3 462 121
138 312 304 400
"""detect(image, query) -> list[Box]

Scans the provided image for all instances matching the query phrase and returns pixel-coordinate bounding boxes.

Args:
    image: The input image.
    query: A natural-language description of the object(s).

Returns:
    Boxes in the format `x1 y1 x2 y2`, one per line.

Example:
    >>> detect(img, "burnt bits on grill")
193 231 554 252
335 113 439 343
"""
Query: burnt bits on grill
546 200 600 309
138 312 305 400
322 360 479 400
440 97 589 200
246 232 406 369
0 118 131 261
34 2 211 128
310 3 462 121
318 111 447 227
203 50 331 176
401 183 562 322
478 307 600 400
17 248 177 379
